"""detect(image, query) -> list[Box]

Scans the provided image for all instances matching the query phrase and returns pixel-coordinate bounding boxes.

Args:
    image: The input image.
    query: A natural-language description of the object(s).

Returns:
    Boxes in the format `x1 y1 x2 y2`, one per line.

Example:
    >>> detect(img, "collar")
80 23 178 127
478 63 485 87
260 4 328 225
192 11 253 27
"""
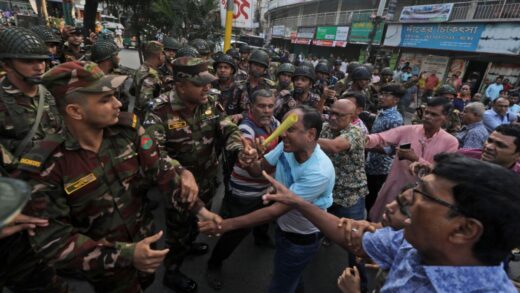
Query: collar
63 127 119 151
379 106 398 115
466 121 484 129
423 264 511 292
169 90 187 112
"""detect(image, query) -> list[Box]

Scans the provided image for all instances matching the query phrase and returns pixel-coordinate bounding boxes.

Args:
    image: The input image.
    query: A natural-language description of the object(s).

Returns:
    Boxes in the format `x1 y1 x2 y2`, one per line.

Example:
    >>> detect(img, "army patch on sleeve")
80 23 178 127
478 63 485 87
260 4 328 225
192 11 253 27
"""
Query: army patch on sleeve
141 135 153 150
168 117 187 129
20 158 41 168
64 173 97 195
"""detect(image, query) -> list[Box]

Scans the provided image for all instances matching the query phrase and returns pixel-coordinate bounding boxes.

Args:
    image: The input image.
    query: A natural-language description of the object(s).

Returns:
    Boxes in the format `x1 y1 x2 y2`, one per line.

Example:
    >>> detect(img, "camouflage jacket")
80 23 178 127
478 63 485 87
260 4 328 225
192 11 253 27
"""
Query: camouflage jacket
334 77 351 96
232 78 276 116
269 62 280 81
332 69 345 81
275 90 321 121
0 77 62 156
211 79 238 115
132 63 163 118
60 44 87 62
19 113 202 274
143 90 243 187
158 63 175 93
234 69 248 83
342 85 375 112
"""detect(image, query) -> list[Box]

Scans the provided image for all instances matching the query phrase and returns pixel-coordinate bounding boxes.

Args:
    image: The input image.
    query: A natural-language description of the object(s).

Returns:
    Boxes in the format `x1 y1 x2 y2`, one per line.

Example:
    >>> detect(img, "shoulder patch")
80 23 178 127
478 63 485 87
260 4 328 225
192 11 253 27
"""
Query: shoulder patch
18 134 65 173
117 112 138 129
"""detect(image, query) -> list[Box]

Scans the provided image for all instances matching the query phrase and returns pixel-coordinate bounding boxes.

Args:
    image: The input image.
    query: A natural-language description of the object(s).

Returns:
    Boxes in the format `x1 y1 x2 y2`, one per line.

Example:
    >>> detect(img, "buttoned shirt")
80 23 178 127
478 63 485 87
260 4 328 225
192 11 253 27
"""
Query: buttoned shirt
363 228 517 293
483 109 514 133
454 121 489 149
485 83 503 101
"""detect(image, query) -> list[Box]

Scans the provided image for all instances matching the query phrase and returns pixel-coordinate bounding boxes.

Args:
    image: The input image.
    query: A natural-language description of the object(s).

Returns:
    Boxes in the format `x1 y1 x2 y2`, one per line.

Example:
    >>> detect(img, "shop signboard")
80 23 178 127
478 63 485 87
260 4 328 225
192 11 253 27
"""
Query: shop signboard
292 27 315 45
399 4 454 23
272 25 285 37
349 21 384 44
477 23 520 56
219 0 255 28
316 26 337 40
313 26 349 47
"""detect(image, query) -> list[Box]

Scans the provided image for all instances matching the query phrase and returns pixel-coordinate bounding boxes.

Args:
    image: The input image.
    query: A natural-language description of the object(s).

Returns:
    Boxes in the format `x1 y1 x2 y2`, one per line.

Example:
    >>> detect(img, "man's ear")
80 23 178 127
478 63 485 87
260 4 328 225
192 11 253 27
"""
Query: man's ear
65 103 84 121
448 217 483 246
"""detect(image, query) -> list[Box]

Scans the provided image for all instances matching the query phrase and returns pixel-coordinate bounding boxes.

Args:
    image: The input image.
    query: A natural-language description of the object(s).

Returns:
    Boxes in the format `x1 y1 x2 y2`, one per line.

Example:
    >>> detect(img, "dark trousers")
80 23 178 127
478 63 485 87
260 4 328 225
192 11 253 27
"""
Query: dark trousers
366 174 388 216
208 192 270 267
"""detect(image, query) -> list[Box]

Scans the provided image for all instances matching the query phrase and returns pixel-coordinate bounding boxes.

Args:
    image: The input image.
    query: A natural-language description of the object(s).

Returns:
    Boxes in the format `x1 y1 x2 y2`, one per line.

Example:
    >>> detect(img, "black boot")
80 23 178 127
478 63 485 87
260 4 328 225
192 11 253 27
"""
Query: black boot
163 269 197 292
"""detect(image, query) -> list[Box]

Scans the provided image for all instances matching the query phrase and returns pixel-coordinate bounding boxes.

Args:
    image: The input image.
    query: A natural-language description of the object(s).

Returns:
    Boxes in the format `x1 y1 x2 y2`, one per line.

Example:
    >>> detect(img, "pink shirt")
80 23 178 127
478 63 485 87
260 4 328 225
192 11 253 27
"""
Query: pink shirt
366 125 459 221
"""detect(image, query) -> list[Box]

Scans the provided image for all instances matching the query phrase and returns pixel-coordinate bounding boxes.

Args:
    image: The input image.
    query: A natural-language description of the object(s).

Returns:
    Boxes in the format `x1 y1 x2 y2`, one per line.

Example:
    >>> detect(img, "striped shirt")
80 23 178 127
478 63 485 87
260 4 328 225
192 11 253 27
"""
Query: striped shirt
229 114 280 198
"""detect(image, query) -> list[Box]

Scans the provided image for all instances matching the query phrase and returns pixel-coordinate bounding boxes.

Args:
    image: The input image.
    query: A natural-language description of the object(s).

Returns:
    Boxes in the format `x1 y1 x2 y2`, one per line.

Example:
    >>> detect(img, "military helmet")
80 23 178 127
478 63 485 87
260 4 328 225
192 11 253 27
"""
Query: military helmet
248 49 269 68
206 40 215 53
293 65 316 82
363 63 374 74
190 39 210 55
214 54 237 74
239 44 251 54
351 66 371 81
30 25 61 44
300 61 314 70
91 40 119 63
381 67 393 76
347 61 361 74
0 27 49 60
226 48 240 60
176 46 200 58
315 62 332 75
276 63 295 77
334 59 342 66
163 37 182 51
435 84 457 96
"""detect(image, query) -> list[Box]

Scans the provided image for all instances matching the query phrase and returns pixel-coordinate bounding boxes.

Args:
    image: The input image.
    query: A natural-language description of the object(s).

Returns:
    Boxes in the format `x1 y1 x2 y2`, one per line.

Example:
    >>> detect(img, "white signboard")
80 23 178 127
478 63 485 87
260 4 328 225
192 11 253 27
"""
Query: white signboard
400 4 454 23
335 26 349 42
272 25 285 37
220 0 256 29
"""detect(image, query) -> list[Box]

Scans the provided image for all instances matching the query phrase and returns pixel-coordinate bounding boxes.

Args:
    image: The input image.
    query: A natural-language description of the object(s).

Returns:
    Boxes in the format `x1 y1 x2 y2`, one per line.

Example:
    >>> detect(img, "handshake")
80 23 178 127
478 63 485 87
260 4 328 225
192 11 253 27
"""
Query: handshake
237 137 265 167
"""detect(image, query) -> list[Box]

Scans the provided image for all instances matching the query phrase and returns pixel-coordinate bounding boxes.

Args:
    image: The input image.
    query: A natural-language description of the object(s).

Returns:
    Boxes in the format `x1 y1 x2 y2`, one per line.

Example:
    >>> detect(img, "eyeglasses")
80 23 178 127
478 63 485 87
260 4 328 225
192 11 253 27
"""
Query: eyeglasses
396 182 460 218
329 111 354 118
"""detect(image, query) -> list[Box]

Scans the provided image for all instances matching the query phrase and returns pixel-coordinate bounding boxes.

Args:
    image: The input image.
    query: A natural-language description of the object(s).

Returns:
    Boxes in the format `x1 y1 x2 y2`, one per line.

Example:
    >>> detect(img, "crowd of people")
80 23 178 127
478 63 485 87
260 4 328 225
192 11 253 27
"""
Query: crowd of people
0 21 520 293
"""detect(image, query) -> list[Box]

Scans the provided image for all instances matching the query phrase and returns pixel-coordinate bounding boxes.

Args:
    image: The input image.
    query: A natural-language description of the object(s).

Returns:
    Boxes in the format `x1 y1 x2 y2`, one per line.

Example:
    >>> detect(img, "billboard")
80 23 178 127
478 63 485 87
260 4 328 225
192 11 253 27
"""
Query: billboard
399 4 454 22
272 25 285 37
313 26 349 47
220 0 255 29
349 21 384 44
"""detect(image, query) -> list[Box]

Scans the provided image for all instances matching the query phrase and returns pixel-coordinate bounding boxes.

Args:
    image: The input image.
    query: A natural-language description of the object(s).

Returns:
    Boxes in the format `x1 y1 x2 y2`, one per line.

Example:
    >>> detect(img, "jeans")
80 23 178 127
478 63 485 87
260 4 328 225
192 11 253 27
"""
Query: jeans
268 228 322 293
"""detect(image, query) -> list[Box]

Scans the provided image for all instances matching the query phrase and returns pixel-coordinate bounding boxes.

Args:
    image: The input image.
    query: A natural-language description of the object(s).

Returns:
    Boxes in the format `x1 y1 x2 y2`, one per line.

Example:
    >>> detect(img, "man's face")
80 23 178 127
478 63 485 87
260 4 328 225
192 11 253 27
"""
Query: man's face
460 85 471 96
216 63 233 81
81 91 122 128
496 78 503 84
382 74 392 83
68 33 83 47
355 79 370 89
158 52 166 67
403 175 458 257
251 95 275 128
177 81 210 105
293 76 311 91
249 62 265 78
493 98 509 116
378 92 398 109
334 64 341 71
422 105 447 131
164 49 176 62
382 197 408 230
277 73 292 87
6 59 46 80
47 43 58 56
280 109 313 153
316 72 329 81
509 95 519 105
461 107 478 125
328 102 354 131
482 131 520 168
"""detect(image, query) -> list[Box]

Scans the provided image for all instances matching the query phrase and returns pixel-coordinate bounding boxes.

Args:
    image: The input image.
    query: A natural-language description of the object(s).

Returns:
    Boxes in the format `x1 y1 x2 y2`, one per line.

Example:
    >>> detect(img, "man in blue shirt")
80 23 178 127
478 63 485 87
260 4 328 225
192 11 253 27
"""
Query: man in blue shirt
262 153 520 293
199 105 335 293
483 97 515 132
485 76 504 102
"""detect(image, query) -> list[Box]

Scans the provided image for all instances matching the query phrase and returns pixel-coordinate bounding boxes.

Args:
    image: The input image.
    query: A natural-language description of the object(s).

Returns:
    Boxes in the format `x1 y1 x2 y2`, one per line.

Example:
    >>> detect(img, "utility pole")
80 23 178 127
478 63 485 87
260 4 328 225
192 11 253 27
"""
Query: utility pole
224 0 234 52
365 0 386 63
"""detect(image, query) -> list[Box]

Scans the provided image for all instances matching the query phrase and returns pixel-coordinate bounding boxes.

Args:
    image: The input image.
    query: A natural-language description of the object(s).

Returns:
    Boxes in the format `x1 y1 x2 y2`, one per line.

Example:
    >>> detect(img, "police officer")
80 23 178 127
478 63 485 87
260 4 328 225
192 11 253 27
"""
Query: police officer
144 57 243 292
211 54 238 115
275 65 321 121
275 62 295 94
30 25 62 68
61 24 86 62
19 61 220 292
231 49 276 123
131 41 165 119
0 27 62 158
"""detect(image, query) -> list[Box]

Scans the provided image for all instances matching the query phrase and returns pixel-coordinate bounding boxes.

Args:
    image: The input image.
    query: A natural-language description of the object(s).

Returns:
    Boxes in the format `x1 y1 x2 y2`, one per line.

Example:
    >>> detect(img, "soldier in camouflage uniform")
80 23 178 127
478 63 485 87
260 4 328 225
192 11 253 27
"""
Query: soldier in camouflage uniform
227 48 247 83
131 41 165 119
372 67 394 93
60 25 87 62
342 66 376 113
159 37 182 92
211 54 239 115
144 57 243 293
231 49 276 123
436 84 462 133
275 65 321 121
0 27 63 159
19 61 221 293
274 62 295 96
332 59 345 81
238 44 251 73
314 60 338 112
334 61 360 96
30 25 63 69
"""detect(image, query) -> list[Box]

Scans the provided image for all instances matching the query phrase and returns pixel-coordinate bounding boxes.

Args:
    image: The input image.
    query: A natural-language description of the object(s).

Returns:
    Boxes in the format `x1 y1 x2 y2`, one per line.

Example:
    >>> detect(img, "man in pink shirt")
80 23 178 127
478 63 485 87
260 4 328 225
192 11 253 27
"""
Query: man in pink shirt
365 97 459 221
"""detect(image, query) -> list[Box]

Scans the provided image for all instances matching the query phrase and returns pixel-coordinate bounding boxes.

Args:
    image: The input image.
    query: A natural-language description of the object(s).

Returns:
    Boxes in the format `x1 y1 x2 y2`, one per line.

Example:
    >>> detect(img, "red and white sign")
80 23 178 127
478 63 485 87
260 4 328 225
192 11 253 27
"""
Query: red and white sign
220 0 255 29
292 38 312 45
311 40 348 47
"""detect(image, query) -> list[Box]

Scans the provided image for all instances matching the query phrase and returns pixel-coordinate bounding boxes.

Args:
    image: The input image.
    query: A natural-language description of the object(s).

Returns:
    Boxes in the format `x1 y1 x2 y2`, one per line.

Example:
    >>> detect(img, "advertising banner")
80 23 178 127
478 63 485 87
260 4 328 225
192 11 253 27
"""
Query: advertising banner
313 26 349 47
399 4 454 23
349 21 384 44
296 27 315 39
220 0 255 28
316 26 337 40
272 25 285 37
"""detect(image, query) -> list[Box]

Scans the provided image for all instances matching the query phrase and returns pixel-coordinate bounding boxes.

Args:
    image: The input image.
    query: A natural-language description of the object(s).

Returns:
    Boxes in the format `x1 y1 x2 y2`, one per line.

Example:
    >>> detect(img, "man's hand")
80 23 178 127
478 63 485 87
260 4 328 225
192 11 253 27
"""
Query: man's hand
230 114 243 124
408 161 432 177
178 168 199 208
0 214 49 239
323 88 337 99
198 218 226 237
337 218 377 256
261 171 303 206
397 147 419 162
133 231 169 273
337 266 361 293
254 137 267 157
238 137 258 167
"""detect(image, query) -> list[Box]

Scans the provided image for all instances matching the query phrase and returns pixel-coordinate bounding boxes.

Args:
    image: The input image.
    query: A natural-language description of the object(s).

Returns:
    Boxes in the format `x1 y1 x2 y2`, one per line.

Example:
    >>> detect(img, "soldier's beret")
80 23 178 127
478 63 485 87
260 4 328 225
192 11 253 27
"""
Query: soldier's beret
172 57 216 85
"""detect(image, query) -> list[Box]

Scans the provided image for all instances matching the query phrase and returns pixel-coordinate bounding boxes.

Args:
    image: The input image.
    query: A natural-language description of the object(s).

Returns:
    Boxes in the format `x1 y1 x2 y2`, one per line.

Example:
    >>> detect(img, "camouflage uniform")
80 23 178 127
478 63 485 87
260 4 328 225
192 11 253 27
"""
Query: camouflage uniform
211 79 238 115
132 63 163 118
61 43 87 62
269 61 280 81
332 69 345 81
445 109 462 133
232 78 276 116
158 62 175 92
234 68 248 83
275 90 321 121
19 61 202 293
143 57 243 271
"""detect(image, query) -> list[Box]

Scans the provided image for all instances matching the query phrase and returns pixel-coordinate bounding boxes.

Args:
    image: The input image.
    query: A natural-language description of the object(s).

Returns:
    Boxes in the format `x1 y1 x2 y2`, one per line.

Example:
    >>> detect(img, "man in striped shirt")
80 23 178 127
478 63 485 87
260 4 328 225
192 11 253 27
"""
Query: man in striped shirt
206 89 280 290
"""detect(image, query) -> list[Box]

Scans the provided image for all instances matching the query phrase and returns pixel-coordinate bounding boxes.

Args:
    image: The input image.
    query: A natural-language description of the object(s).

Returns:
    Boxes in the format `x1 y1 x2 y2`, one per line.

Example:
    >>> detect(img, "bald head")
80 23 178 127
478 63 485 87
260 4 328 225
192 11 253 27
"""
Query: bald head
334 99 357 113
329 99 356 130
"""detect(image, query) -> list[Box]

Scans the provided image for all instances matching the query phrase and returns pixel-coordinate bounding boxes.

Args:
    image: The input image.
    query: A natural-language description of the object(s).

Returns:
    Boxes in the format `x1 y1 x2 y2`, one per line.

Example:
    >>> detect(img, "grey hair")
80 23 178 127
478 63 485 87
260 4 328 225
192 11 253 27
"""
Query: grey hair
465 102 485 117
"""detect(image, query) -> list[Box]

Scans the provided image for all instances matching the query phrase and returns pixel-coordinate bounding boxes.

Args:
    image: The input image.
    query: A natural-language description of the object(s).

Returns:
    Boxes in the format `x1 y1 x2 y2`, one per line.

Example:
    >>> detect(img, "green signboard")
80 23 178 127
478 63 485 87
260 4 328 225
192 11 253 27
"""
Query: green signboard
349 21 384 44
316 26 337 40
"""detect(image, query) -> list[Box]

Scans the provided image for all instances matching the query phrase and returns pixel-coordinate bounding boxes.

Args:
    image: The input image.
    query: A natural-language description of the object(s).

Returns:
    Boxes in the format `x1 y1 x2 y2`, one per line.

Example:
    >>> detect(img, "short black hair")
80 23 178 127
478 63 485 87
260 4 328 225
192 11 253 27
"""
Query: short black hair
342 92 366 109
495 124 520 153
427 96 452 115
380 83 405 98
250 89 274 104
294 105 322 140
432 153 520 265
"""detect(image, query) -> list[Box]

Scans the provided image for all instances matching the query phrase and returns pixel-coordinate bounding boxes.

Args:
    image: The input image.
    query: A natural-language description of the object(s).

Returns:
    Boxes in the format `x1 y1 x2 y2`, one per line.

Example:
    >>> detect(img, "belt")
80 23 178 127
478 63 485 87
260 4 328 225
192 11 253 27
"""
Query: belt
277 227 323 245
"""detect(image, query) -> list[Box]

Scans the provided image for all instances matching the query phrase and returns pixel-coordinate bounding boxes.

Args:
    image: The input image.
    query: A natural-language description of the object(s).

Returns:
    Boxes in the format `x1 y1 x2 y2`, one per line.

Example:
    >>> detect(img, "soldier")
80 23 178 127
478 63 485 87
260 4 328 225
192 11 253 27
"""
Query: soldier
332 59 345 80
131 41 165 119
227 48 247 83
211 54 238 115
0 27 63 158
238 44 251 72
314 60 338 112
268 50 280 81
334 61 360 96
436 84 462 133
275 65 321 121
19 61 221 292
190 39 211 61
159 37 182 92
274 62 295 95
143 57 244 292
231 49 276 123
342 66 376 113
30 25 62 68
372 67 394 94
61 25 86 62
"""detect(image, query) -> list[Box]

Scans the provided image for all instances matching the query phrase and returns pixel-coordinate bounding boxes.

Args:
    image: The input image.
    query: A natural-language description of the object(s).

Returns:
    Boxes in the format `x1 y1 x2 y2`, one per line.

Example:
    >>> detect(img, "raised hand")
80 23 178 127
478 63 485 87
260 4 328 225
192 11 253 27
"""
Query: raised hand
238 137 258 167
133 231 169 273
261 171 302 206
